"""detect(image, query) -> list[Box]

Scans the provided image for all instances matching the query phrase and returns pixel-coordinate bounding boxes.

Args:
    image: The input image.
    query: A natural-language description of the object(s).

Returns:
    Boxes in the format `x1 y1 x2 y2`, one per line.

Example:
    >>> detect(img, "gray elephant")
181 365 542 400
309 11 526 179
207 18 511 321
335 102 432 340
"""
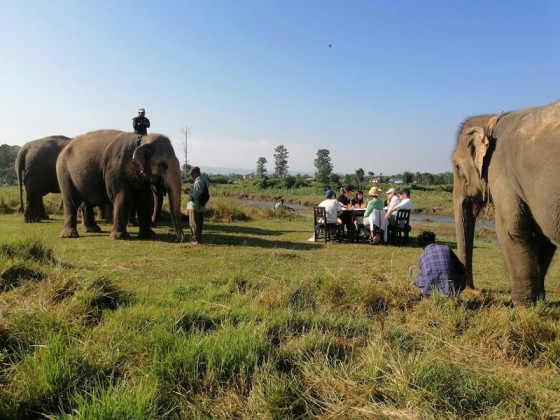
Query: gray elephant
452 102 560 306
56 130 184 241
14 135 71 222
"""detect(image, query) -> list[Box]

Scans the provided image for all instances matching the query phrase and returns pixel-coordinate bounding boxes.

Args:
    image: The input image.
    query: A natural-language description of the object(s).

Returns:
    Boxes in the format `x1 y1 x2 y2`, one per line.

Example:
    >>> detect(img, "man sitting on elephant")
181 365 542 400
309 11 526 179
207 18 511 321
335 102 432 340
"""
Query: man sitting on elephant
133 108 150 135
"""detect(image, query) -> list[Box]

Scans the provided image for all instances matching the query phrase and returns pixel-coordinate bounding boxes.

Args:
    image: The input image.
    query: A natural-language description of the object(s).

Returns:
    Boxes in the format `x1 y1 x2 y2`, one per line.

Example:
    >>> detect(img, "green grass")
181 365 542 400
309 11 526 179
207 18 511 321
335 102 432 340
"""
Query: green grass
0 192 558 418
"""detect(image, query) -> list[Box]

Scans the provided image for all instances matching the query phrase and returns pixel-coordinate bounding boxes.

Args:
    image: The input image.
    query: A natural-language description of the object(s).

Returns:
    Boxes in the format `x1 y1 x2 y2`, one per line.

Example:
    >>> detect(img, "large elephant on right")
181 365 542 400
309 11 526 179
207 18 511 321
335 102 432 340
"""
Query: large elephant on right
14 135 71 222
452 101 560 306
56 129 183 241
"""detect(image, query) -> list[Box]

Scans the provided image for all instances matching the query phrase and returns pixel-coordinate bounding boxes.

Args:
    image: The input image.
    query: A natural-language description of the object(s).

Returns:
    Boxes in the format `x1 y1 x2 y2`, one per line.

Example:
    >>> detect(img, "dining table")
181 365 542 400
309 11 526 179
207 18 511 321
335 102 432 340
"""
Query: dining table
340 207 366 241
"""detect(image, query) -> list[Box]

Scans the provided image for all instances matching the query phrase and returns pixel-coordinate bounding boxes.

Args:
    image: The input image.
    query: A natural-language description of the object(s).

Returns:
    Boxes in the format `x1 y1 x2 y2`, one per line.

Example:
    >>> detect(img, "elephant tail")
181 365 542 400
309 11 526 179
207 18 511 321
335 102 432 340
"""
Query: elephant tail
15 151 26 214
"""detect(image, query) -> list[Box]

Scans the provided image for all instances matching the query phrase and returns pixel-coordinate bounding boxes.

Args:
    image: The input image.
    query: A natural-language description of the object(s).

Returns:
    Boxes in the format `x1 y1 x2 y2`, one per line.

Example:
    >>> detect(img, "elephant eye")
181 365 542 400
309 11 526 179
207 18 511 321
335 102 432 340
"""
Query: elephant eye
158 162 168 171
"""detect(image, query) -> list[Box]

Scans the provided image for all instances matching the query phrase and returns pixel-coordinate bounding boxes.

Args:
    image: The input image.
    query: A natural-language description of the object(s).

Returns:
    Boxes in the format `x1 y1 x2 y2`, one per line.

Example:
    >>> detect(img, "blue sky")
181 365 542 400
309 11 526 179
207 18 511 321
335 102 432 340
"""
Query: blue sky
2 1 559 175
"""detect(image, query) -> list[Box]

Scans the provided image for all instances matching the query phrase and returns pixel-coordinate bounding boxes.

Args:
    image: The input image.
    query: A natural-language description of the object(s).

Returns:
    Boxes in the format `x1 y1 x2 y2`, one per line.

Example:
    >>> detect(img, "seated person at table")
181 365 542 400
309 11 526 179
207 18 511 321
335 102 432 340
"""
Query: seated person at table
409 230 466 297
363 186 384 224
337 186 353 207
385 188 399 213
318 189 343 225
386 188 412 226
355 186 384 231
337 186 355 236
352 190 365 208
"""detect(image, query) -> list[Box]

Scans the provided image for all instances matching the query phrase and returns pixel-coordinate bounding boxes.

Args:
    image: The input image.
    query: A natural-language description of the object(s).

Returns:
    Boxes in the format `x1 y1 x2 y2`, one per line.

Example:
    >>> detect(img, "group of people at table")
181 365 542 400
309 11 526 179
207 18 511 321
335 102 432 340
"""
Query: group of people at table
317 187 466 298
317 185 413 242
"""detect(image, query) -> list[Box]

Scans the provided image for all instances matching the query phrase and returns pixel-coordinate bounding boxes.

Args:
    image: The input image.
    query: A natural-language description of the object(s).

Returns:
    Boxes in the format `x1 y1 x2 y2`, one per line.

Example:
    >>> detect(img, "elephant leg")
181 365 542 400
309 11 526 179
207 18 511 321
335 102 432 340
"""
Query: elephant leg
128 207 138 227
24 194 43 223
81 203 101 232
495 207 552 306
110 193 132 240
534 240 556 301
136 188 156 240
39 199 49 220
96 205 105 220
59 189 81 238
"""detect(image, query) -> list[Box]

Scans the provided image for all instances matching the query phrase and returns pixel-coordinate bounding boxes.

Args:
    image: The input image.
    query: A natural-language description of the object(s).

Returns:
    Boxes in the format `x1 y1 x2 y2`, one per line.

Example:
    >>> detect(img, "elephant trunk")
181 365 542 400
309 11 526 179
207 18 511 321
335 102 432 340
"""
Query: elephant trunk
454 190 477 290
163 165 184 242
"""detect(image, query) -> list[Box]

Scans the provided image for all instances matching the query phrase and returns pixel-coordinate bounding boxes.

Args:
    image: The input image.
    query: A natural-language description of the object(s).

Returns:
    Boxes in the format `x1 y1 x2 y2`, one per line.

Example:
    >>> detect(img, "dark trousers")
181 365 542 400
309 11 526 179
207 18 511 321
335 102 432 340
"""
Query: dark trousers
189 209 204 242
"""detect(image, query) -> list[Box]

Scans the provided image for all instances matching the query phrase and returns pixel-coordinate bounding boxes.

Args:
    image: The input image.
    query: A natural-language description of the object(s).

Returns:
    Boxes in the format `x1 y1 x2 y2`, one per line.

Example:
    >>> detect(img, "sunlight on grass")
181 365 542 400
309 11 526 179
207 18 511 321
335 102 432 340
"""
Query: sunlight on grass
0 194 559 418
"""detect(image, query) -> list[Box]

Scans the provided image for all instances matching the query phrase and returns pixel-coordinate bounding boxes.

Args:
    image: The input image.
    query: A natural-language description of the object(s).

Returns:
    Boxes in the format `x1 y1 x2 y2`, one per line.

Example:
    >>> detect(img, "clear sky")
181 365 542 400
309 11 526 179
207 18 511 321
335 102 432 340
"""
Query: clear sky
2 1 559 175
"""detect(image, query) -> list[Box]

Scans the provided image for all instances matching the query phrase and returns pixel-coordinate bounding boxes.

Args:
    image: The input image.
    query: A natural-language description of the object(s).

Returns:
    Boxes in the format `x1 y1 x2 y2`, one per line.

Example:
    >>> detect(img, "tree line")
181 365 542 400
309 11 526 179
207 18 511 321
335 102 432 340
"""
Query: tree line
0 143 452 188
254 146 453 186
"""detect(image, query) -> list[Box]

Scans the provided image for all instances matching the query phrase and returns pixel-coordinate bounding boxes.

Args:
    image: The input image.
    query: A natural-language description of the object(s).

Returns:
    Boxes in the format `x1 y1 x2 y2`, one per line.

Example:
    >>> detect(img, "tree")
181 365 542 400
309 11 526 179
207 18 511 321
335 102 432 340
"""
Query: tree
314 149 333 184
354 168 365 187
256 157 267 178
273 145 289 177
182 126 192 180
403 171 414 184
0 144 20 185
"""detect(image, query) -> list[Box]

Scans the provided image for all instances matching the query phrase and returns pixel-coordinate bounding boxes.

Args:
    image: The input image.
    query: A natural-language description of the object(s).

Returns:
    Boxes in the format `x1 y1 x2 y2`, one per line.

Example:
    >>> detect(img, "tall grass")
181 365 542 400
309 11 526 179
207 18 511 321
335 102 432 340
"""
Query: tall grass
0 194 558 417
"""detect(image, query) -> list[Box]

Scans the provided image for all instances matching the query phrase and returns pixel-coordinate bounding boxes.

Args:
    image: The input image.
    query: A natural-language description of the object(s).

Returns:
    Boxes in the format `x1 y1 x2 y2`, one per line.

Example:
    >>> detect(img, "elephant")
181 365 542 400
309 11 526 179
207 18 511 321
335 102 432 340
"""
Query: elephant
452 101 560 306
14 135 72 222
56 129 184 241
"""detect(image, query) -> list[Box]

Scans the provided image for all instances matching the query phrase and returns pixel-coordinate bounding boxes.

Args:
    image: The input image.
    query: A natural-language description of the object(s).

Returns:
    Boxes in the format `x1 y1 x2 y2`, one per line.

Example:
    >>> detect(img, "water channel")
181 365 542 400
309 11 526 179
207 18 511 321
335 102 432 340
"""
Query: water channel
236 199 496 228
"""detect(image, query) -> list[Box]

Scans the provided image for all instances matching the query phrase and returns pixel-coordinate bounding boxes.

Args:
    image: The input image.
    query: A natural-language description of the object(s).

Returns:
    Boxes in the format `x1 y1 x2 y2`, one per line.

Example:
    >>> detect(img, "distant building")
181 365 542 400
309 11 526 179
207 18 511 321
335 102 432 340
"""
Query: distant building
368 178 380 183
394 178 404 184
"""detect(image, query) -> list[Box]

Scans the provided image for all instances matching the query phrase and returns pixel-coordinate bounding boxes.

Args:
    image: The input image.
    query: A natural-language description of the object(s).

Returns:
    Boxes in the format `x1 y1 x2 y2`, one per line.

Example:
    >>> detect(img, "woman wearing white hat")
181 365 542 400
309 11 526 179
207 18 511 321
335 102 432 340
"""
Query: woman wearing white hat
385 187 400 217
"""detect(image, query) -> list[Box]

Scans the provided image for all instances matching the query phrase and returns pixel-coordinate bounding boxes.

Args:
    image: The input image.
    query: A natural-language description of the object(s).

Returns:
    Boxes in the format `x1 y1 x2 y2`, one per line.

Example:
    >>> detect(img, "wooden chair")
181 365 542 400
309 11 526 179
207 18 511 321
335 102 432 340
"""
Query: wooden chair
313 206 341 243
391 209 411 245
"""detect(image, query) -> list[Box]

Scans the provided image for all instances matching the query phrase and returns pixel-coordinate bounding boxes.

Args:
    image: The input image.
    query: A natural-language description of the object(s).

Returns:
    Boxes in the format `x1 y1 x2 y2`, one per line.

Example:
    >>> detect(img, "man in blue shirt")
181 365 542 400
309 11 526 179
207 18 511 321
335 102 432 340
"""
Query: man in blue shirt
410 231 466 297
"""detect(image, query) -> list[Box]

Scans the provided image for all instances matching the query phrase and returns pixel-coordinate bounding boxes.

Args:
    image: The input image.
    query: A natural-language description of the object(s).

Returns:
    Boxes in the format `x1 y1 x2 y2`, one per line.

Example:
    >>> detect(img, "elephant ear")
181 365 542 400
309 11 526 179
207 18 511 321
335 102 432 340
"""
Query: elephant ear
132 144 151 175
466 127 490 179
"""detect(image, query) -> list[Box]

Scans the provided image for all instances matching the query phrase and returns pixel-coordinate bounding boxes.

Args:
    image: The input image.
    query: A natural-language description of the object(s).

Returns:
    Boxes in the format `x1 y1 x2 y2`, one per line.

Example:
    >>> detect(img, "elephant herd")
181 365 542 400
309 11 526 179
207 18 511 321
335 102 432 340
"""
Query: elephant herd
14 100 560 306
15 130 184 242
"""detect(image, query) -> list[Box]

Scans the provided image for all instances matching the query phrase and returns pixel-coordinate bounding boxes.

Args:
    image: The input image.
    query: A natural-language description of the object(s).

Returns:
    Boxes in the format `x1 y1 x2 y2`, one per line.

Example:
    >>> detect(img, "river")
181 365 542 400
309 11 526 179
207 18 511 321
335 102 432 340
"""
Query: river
237 199 496 228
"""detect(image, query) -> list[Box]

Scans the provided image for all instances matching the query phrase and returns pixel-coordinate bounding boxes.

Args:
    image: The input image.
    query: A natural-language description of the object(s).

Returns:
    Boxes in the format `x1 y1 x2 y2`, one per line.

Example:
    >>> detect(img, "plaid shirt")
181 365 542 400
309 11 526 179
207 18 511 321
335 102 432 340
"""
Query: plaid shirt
414 243 465 296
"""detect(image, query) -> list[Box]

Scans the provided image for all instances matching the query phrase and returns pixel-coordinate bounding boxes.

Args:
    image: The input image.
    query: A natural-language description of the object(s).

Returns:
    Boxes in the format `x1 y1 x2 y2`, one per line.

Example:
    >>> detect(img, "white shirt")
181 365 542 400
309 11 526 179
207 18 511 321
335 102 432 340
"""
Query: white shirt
318 198 343 223
386 195 400 213
394 197 412 211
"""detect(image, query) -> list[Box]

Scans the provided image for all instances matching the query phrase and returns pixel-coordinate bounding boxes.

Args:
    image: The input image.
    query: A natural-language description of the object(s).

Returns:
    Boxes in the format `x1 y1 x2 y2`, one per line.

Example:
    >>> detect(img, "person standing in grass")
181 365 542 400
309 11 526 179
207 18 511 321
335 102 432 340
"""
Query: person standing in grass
410 230 466 297
187 167 209 244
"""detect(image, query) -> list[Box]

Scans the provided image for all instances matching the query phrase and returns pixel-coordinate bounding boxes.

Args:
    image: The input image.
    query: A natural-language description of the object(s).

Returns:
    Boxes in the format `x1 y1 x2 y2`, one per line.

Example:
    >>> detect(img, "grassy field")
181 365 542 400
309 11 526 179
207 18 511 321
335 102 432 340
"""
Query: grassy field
0 189 559 418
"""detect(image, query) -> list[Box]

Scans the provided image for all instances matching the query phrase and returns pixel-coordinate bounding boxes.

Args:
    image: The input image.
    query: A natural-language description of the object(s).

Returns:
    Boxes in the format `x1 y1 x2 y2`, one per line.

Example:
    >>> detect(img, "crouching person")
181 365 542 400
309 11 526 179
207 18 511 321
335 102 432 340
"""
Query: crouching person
409 230 466 297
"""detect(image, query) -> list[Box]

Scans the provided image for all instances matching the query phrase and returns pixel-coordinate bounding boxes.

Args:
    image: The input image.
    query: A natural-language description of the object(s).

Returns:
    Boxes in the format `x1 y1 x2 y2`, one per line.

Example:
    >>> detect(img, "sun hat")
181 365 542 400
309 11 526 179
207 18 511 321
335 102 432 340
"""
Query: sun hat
325 189 335 197
386 188 397 194
368 186 381 197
